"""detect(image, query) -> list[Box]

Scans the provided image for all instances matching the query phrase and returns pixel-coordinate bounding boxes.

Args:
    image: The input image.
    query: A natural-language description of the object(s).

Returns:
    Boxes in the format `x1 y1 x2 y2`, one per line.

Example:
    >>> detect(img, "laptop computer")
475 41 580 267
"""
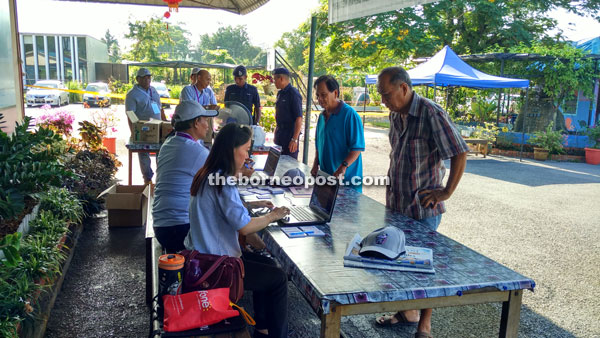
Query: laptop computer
279 179 340 226
254 147 281 180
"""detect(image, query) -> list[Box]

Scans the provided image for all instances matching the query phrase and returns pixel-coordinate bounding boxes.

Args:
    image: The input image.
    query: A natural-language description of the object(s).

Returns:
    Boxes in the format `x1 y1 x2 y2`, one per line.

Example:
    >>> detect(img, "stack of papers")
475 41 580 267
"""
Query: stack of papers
289 187 312 197
343 233 435 274
281 226 326 238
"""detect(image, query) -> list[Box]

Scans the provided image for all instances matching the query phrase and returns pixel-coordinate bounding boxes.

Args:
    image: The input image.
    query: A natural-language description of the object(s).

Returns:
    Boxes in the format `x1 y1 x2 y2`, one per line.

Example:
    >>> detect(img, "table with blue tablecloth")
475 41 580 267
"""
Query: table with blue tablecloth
249 155 534 338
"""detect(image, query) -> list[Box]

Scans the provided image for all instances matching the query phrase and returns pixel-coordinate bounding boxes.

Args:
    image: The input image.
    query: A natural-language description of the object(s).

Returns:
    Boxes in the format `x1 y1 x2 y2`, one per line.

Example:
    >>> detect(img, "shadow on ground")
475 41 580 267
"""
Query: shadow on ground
462 158 600 187
45 213 149 338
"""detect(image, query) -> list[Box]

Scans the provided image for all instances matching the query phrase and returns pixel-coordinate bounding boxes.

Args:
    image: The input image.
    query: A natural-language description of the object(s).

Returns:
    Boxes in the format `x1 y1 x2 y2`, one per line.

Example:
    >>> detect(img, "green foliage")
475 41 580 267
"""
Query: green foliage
260 108 276 133
0 233 22 267
471 99 497 123
64 149 119 216
193 25 262 65
66 81 83 103
530 122 565 154
583 124 600 149
0 117 70 222
77 121 104 150
169 84 183 99
101 29 121 63
470 122 499 142
277 0 600 76
124 17 190 62
39 188 83 225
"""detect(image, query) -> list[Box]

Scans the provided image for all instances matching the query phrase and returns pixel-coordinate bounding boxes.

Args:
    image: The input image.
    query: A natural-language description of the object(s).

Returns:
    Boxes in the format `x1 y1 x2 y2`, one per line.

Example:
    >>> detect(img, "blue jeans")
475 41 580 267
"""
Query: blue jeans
138 152 153 181
420 214 442 231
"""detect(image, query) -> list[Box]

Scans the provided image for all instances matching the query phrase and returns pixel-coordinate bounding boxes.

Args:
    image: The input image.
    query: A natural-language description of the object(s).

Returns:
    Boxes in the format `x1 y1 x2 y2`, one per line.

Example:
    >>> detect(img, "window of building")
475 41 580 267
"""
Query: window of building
77 37 87 83
48 36 57 79
62 36 72 82
36 36 46 80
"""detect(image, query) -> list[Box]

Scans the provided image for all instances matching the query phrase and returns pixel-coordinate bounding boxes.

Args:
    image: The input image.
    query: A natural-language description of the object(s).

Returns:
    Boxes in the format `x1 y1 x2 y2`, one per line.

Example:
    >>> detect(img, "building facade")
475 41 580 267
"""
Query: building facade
19 33 109 85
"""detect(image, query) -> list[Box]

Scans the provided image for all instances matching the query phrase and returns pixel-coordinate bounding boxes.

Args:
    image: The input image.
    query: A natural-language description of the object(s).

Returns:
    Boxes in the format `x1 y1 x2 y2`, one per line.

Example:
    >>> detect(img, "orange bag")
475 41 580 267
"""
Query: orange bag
162 287 255 332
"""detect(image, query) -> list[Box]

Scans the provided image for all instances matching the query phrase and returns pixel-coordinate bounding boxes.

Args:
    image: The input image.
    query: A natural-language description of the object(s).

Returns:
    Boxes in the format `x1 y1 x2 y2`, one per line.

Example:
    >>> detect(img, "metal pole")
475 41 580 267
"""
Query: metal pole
520 87 530 162
433 85 437 103
496 60 505 127
302 16 317 165
363 82 367 127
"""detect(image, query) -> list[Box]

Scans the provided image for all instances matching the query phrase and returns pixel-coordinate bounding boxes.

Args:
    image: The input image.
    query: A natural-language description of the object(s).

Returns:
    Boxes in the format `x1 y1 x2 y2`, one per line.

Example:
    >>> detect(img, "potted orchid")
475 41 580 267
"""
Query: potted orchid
251 73 275 95
35 105 75 137
91 107 119 154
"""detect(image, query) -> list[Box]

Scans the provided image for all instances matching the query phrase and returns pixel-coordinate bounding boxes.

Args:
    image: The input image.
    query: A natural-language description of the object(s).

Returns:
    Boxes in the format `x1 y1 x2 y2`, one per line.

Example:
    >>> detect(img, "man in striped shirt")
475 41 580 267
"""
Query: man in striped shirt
375 67 468 338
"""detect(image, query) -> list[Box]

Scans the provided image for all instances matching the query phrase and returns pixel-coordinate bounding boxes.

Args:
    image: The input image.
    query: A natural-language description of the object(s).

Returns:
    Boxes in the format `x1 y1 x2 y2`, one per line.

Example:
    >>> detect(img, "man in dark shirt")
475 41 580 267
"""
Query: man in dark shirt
273 67 303 159
224 65 261 125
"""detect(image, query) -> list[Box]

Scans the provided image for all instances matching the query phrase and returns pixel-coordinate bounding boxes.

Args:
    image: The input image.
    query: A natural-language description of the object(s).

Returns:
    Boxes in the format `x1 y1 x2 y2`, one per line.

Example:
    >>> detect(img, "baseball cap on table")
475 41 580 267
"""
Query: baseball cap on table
136 68 151 77
280 168 305 186
233 65 247 77
172 100 218 123
359 226 406 260
190 67 201 75
272 67 290 76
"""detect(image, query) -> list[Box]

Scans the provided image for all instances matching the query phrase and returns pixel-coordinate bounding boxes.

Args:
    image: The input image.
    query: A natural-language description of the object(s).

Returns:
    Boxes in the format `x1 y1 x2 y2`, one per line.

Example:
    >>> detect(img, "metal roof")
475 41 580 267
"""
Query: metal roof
55 0 269 15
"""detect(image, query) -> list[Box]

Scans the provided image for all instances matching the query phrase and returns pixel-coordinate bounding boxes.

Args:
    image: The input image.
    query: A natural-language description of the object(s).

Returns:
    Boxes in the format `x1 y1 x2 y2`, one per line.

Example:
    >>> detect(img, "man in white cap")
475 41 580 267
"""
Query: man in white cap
180 69 218 147
151 100 217 253
125 67 166 184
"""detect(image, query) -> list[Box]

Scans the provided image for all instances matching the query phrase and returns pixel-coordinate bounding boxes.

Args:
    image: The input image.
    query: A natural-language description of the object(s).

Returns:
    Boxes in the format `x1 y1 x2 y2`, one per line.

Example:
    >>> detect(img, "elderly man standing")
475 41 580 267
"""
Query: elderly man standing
224 65 261 125
180 69 218 147
375 67 469 338
152 100 217 253
273 67 302 159
310 75 365 192
125 68 166 185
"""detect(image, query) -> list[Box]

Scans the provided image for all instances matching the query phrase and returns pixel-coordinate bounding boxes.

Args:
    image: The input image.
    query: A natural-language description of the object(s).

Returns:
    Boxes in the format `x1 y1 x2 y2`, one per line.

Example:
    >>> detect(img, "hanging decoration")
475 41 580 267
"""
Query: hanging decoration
163 0 182 12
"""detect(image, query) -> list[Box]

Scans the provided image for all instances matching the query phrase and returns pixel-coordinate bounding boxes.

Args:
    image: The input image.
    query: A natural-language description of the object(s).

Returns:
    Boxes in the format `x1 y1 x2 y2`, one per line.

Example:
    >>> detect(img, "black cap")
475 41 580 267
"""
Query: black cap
273 67 290 76
233 65 247 77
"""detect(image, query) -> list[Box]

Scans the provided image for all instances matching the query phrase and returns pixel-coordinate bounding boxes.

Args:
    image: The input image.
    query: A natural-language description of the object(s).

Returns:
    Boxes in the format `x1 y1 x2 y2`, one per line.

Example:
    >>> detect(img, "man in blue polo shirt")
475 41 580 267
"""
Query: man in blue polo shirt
125 68 166 185
224 65 261 125
310 75 365 192
273 67 303 159
180 69 218 147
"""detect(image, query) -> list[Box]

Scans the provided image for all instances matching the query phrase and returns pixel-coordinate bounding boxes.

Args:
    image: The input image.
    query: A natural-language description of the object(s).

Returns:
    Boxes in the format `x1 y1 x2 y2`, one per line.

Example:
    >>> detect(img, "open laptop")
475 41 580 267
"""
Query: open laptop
254 147 281 180
279 178 340 226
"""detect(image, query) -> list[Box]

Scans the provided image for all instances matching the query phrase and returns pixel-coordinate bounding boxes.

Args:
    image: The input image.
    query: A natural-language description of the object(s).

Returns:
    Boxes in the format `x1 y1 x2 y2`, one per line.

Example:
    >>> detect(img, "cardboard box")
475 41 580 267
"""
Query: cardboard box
132 120 161 143
160 121 174 142
99 184 150 227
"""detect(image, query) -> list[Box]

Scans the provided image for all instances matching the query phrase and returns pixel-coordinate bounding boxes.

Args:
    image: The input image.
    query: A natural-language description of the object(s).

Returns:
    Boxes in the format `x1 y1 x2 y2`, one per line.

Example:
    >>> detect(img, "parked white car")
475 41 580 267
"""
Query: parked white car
151 82 171 108
26 80 69 107
83 82 111 107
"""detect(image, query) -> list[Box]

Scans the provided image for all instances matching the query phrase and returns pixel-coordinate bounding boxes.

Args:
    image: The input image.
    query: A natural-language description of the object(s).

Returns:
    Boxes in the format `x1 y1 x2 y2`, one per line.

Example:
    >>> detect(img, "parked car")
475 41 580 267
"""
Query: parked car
26 80 69 107
151 82 171 108
83 82 111 107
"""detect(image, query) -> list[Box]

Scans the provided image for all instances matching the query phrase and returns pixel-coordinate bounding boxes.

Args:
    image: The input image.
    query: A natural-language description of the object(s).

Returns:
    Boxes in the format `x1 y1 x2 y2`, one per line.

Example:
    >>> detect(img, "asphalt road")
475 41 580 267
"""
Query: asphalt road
36 104 600 337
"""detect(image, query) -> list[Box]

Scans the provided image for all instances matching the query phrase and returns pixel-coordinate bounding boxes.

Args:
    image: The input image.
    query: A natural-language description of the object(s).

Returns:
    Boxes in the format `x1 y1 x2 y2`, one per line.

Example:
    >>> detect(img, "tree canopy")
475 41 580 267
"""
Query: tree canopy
101 30 121 63
124 17 191 62
193 25 262 65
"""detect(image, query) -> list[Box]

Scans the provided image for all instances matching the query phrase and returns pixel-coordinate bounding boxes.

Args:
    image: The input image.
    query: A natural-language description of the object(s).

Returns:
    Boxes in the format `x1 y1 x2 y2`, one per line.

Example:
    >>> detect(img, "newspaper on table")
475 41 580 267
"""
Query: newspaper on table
343 233 435 274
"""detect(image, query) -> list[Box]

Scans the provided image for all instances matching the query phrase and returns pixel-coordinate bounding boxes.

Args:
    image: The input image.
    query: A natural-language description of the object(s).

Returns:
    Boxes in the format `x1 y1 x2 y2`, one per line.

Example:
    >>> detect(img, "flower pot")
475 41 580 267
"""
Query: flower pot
533 147 549 161
102 137 116 154
584 147 600 165
262 84 275 95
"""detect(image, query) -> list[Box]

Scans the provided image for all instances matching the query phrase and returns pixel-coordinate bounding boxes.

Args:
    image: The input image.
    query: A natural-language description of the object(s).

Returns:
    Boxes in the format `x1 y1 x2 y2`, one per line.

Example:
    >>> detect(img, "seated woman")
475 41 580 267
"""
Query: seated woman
185 123 290 338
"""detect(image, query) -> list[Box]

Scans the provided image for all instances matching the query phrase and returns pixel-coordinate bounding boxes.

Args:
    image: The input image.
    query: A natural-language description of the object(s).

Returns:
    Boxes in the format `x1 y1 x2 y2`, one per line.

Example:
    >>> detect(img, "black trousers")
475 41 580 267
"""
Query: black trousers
242 252 288 338
153 223 190 254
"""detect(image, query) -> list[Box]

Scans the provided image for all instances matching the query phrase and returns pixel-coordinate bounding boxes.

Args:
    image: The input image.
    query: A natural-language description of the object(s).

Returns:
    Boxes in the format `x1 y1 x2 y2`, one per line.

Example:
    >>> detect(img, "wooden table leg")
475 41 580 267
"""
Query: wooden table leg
499 290 522 338
128 150 133 185
320 305 342 338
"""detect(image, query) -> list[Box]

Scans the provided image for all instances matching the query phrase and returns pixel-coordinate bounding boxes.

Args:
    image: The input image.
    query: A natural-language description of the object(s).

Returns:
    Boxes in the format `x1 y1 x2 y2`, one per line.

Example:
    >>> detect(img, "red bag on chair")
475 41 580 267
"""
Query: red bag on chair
180 250 245 302
163 288 251 332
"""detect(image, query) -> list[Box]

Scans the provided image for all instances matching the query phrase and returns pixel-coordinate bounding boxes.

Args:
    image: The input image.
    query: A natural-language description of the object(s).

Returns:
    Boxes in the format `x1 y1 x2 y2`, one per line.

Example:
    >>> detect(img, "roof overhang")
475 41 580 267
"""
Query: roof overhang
55 0 269 15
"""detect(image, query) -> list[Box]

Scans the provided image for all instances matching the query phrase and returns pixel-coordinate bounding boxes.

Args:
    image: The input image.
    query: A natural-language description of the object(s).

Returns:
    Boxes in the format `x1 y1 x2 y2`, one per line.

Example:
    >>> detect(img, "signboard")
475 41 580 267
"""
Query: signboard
328 0 437 24
266 49 276 71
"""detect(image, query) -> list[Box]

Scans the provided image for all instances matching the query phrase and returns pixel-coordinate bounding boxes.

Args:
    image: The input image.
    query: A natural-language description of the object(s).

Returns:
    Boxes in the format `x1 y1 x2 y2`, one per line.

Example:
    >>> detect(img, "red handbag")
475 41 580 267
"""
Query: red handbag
163 287 255 332
180 250 245 302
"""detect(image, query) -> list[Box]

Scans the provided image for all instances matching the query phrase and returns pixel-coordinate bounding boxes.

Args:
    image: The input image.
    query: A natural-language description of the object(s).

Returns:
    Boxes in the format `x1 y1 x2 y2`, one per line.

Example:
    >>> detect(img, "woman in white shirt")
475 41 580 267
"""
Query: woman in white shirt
186 123 290 338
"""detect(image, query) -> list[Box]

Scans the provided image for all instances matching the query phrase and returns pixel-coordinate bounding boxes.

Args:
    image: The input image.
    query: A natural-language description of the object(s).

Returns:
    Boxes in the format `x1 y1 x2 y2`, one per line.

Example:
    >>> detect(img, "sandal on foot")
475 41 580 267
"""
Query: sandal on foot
375 311 419 326
415 331 433 338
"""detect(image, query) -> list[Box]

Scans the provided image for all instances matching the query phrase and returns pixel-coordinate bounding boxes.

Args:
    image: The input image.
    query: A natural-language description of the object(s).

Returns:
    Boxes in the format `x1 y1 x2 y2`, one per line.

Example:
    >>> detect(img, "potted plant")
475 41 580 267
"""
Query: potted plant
34 105 75 137
91 107 119 154
530 122 564 161
583 124 600 165
251 73 275 95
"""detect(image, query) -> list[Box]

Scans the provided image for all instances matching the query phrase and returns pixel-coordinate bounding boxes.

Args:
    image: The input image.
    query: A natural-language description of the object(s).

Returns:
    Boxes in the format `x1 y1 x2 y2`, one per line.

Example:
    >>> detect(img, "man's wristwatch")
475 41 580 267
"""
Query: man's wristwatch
342 160 349 167
291 138 298 143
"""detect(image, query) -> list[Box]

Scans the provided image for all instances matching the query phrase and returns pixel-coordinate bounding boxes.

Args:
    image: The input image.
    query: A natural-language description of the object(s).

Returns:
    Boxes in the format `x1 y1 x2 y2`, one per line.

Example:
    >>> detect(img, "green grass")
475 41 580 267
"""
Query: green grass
366 121 390 129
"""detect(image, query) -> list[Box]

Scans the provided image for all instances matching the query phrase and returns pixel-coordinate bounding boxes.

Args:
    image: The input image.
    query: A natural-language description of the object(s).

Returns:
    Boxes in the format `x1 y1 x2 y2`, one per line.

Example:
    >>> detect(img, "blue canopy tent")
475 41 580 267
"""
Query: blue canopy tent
364 45 532 160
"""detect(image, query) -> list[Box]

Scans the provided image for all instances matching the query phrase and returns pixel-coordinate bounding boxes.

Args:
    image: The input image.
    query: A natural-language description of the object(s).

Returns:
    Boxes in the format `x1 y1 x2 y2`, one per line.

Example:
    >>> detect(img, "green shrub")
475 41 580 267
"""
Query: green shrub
39 187 83 224
66 81 83 103
169 84 183 99
530 122 565 154
260 108 276 133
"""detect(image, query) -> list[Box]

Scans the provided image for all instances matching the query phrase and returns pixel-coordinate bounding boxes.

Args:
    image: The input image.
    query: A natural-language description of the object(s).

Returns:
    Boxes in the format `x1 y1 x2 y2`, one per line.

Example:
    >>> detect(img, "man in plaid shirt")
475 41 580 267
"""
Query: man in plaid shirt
374 67 469 338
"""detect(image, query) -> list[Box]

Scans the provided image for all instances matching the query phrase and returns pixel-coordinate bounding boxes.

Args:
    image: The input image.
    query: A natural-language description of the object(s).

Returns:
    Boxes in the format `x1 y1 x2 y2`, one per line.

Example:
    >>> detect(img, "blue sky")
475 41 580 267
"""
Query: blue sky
17 0 600 49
